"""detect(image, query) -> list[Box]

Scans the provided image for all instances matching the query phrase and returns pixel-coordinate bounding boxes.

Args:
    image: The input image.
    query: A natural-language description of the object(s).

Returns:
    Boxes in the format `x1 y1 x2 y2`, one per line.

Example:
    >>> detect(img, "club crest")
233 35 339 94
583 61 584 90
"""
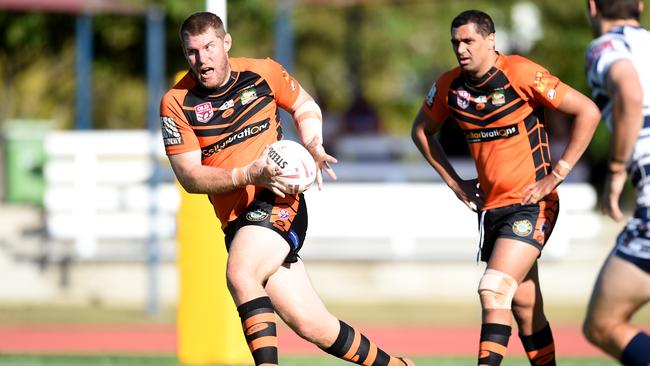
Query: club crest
194 102 214 123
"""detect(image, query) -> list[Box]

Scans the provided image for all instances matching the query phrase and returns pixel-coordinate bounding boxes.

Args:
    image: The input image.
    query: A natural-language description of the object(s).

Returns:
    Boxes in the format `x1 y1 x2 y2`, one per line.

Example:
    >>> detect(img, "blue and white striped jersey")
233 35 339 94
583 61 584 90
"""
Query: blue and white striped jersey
586 25 650 207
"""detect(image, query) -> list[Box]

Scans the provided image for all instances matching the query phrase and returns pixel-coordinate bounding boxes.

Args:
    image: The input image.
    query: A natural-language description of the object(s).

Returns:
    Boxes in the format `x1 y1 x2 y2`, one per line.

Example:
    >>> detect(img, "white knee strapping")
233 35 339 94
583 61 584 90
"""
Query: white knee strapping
478 269 518 310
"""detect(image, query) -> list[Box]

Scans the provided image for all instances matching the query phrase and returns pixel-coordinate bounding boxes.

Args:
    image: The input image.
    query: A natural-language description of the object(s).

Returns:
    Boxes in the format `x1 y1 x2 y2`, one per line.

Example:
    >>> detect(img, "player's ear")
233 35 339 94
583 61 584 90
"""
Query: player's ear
223 33 232 53
587 0 598 17
488 33 496 50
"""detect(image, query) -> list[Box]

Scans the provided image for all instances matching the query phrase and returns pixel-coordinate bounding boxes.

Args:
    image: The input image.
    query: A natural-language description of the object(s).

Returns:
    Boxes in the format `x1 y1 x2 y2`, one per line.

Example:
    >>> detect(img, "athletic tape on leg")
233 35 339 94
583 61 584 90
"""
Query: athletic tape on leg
478 269 518 309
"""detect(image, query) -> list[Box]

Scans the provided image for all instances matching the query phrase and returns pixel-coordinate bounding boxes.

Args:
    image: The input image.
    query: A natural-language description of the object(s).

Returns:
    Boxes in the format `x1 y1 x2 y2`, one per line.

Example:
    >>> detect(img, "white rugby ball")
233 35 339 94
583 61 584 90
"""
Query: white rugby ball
267 140 317 194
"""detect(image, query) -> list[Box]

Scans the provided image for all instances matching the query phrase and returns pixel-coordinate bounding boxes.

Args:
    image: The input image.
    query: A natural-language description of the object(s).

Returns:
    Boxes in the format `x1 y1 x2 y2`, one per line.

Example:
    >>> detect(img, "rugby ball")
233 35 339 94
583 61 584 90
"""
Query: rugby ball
267 140 317 194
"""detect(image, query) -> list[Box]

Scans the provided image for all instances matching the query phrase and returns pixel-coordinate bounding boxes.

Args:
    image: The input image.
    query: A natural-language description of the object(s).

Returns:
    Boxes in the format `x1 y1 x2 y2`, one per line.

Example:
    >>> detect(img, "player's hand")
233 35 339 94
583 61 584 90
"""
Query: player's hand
237 146 289 197
305 137 337 190
601 170 627 221
450 178 484 212
521 173 562 205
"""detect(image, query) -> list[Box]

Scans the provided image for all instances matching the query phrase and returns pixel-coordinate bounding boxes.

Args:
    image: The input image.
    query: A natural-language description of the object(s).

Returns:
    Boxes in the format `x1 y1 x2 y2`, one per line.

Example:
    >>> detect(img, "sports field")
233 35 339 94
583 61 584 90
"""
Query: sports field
1 303 645 365
0 354 622 366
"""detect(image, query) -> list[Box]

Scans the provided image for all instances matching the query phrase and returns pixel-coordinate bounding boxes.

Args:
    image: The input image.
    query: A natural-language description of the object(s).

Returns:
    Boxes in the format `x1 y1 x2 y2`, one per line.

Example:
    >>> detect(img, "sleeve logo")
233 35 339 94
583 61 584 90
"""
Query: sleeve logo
425 82 437 107
160 116 183 146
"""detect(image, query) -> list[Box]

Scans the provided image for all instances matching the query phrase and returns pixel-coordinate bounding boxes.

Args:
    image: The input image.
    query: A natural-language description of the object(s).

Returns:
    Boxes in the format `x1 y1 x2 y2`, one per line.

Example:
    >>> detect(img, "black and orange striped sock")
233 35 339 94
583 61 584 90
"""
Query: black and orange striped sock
478 323 511 366
237 296 278 366
324 320 407 366
519 323 556 366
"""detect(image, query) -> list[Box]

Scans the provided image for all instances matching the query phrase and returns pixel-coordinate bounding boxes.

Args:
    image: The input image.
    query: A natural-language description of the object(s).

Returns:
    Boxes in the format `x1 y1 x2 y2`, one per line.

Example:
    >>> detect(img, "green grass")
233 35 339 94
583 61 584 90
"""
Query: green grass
0 355 620 366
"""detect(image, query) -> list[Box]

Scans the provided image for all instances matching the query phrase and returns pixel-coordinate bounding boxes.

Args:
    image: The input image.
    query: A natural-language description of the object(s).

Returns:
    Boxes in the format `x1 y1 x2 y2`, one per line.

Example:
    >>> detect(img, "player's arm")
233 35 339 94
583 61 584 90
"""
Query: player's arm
521 86 601 204
602 60 643 221
168 149 287 197
411 108 483 211
286 85 337 188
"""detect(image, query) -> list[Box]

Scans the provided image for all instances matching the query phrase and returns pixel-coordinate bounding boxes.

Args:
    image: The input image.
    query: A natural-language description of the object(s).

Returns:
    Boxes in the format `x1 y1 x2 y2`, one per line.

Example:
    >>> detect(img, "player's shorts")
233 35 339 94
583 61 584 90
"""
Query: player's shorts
223 189 308 263
478 193 559 262
613 207 650 273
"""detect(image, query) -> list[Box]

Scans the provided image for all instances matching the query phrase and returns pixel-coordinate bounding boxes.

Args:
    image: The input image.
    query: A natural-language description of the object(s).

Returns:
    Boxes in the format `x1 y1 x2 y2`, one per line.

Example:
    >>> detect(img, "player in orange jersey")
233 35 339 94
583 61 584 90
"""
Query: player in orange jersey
411 9 600 366
160 12 414 366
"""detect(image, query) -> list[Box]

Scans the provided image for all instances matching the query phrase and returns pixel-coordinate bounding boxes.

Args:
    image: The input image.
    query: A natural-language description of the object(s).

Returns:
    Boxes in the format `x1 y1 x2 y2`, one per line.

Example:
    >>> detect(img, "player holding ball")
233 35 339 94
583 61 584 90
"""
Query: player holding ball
160 11 415 366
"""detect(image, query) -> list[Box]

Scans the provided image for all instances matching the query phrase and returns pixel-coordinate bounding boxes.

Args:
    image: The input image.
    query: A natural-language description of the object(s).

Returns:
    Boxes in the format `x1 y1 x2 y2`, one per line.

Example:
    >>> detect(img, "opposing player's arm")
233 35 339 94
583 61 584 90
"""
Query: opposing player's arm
606 59 643 172
286 86 337 188
168 149 286 197
411 108 483 211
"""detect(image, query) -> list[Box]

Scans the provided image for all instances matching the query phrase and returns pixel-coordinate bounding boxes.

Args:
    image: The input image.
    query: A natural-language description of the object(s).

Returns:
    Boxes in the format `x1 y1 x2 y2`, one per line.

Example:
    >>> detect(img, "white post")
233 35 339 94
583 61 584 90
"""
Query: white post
206 0 227 30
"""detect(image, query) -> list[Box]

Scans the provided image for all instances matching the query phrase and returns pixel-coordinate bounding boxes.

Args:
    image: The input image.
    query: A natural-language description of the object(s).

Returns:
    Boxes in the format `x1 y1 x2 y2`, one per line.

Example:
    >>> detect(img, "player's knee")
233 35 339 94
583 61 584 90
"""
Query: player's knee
582 315 609 346
478 269 518 310
225 262 256 291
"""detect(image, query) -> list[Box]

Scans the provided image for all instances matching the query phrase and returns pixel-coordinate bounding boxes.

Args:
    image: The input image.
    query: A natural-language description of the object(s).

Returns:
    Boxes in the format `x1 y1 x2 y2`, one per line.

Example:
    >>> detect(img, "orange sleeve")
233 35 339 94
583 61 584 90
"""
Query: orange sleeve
509 56 569 109
421 70 458 124
159 87 200 156
258 58 301 110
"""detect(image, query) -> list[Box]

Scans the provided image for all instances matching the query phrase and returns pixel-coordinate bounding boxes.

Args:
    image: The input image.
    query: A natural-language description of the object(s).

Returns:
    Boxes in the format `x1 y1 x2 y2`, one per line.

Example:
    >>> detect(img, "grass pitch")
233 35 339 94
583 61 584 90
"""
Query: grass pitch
0 355 619 366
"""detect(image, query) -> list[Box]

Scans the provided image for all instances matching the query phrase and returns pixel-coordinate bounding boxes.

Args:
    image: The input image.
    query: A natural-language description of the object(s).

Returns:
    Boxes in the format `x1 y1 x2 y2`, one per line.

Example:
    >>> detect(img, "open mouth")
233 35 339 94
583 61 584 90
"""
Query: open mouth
200 67 214 79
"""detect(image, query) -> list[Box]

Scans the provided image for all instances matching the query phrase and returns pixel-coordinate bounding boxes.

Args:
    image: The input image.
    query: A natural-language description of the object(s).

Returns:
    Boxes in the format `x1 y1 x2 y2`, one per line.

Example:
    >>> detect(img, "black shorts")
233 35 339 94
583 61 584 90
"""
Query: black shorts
223 189 308 263
479 194 559 262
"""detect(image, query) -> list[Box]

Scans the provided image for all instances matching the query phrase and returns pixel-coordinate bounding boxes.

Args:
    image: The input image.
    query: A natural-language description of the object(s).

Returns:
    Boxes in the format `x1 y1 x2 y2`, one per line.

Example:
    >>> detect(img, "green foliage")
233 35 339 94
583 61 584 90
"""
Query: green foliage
1 0 650 193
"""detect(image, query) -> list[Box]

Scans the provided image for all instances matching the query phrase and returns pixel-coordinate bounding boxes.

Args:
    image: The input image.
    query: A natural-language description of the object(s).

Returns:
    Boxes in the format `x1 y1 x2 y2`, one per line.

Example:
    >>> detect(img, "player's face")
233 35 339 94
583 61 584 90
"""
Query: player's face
451 23 496 78
183 28 232 89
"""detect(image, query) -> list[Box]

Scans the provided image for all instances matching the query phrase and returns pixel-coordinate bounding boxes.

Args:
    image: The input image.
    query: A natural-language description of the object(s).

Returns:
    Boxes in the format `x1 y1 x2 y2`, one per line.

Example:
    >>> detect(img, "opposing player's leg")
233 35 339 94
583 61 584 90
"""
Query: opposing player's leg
583 253 650 364
512 263 556 366
227 225 290 366
266 258 414 366
478 237 540 366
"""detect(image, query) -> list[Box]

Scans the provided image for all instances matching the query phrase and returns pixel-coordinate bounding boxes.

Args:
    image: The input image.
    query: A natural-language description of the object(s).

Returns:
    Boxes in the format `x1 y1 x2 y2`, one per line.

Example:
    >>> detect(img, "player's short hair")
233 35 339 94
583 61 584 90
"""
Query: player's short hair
451 9 495 37
593 0 641 20
179 12 226 41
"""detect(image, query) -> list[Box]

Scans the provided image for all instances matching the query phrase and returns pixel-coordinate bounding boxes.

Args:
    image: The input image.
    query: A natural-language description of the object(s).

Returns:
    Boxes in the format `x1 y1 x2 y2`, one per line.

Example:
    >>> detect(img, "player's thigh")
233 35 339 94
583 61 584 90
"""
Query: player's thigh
487 237 541 283
227 225 290 282
265 259 337 329
586 254 650 323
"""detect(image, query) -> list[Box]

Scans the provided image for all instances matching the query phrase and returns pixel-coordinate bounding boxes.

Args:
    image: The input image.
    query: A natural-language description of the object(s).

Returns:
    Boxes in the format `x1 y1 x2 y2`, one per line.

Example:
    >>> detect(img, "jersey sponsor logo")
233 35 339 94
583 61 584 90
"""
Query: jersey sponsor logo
425 82 437 107
160 116 183 146
512 219 533 236
463 124 519 143
240 85 258 105
201 120 270 159
533 71 553 93
547 88 557 100
281 67 296 91
219 99 234 110
194 102 214 123
246 209 268 222
222 108 234 118
277 208 291 220
491 89 505 106
586 40 614 69
457 90 471 109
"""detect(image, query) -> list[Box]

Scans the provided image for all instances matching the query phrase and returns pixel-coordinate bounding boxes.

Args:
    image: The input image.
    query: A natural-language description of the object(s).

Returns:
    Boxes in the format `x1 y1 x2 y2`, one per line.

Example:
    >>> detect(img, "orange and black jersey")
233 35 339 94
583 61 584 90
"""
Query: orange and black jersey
423 53 570 210
160 57 301 227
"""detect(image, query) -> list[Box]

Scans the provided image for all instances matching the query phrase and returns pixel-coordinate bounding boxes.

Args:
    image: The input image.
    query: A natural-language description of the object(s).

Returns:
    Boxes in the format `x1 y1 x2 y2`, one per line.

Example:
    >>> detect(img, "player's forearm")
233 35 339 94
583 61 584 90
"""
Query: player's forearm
291 87 323 146
411 120 463 187
609 84 643 170
557 103 601 175
175 164 240 195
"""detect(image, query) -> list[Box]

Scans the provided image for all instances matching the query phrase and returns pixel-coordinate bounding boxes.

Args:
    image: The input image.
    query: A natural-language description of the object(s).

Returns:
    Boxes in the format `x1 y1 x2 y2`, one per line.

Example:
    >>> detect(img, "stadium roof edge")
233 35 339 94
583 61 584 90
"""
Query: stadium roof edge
0 0 144 15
